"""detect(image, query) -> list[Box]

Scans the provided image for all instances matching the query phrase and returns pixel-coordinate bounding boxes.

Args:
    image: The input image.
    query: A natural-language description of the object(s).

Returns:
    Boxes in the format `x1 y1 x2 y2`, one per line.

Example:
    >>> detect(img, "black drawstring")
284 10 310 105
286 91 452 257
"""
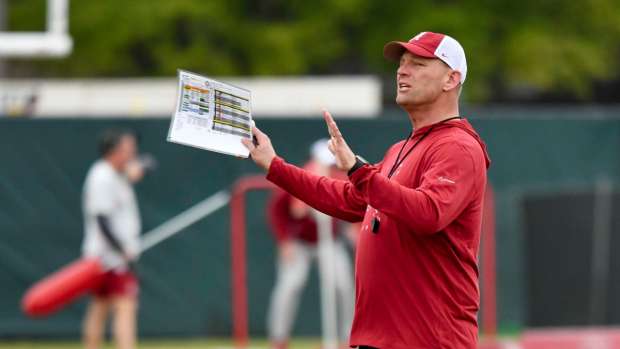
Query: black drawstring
373 115 461 234
387 116 461 178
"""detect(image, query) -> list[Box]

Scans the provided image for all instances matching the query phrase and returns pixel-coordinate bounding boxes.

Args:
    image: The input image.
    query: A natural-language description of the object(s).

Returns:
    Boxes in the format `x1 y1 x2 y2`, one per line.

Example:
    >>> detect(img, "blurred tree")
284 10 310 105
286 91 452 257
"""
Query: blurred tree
6 0 620 102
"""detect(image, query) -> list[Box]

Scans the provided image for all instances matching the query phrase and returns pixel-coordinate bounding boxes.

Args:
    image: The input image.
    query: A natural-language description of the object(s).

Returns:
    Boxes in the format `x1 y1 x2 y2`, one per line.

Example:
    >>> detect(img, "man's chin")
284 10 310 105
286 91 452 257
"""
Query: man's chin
396 95 413 108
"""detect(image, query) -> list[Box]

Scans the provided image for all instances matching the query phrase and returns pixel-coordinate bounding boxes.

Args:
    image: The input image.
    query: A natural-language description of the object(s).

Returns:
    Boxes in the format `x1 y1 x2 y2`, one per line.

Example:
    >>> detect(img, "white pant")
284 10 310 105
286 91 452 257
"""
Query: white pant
267 239 354 342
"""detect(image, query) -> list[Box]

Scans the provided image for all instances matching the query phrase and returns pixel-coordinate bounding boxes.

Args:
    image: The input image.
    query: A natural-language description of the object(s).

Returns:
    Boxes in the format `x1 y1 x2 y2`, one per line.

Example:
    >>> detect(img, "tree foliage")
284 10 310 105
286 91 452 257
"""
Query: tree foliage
7 0 620 101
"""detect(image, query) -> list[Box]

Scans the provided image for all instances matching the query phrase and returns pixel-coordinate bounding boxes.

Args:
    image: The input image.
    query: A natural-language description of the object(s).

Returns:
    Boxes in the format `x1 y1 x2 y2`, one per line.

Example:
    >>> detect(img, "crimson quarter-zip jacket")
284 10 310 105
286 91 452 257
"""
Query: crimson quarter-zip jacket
266 118 491 349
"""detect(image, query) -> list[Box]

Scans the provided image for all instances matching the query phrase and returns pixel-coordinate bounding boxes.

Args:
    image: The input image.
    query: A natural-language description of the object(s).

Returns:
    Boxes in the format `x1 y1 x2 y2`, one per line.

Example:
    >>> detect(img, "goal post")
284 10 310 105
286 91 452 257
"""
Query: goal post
481 184 498 337
0 0 73 58
230 176 275 349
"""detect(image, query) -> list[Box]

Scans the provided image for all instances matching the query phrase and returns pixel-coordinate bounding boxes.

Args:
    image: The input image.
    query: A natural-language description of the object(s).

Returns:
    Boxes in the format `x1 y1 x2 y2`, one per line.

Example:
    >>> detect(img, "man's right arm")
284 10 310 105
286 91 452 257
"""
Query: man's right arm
96 215 127 255
242 119 368 222
267 189 293 243
266 156 367 222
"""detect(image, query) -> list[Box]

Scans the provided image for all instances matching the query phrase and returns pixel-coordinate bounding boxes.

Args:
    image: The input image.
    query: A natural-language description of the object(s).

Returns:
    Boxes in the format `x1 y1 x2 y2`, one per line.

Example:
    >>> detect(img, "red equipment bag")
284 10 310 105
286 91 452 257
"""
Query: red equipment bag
21 258 105 317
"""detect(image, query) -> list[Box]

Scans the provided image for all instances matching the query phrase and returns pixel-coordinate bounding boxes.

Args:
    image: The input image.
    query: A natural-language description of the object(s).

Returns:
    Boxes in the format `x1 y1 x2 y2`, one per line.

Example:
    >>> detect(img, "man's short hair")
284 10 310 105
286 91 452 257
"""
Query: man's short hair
98 129 137 157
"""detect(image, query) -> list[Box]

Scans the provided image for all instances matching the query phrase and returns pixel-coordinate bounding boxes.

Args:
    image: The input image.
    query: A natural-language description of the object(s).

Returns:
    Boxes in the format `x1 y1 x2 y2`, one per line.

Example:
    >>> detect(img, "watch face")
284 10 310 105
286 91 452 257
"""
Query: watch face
357 155 369 164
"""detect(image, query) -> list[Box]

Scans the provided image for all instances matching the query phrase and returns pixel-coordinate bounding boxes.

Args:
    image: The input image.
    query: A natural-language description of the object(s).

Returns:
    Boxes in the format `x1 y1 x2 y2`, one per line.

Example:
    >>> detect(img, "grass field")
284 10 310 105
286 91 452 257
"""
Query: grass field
0 338 322 349
0 333 521 348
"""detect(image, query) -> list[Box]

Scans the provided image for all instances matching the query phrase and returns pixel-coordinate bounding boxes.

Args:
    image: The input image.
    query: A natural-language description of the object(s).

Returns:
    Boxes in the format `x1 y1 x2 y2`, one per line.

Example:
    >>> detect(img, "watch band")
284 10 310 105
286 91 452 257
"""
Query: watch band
348 155 369 176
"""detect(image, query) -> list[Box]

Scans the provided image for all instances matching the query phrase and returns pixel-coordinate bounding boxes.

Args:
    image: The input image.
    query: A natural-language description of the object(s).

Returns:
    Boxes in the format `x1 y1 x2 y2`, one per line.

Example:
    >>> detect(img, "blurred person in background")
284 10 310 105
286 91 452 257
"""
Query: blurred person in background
267 139 356 349
81 129 145 349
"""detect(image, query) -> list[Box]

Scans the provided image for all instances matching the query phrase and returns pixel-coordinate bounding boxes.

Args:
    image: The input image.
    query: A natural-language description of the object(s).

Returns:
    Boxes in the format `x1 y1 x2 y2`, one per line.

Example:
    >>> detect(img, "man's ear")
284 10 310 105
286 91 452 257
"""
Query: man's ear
443 70 462 92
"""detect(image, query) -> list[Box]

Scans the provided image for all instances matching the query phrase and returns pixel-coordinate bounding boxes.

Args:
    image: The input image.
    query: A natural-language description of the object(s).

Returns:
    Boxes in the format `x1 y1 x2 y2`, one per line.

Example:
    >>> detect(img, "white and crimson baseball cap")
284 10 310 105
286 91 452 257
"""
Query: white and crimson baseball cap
383 31 468 83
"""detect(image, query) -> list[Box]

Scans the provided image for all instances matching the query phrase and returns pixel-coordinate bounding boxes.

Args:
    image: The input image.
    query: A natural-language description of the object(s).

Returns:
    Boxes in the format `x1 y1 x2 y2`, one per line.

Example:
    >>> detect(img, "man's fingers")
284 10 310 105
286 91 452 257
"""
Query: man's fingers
252 124 269 143
322 109 335 136
241 137 255 152
323 109 343 138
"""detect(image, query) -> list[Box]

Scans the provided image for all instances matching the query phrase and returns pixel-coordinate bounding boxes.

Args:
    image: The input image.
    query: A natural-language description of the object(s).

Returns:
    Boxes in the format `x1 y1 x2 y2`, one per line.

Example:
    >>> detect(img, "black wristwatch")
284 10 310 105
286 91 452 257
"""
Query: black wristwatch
348 155 369 176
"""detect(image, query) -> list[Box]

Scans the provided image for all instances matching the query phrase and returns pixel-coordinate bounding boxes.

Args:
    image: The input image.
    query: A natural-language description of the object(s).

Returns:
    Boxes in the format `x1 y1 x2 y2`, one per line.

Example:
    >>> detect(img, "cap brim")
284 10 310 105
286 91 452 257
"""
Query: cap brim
383 41 437 61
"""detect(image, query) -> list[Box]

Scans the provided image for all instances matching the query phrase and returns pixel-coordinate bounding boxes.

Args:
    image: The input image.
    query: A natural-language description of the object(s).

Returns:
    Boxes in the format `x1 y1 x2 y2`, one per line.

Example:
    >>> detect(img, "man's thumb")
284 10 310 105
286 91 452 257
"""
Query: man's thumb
327 139 337 154
241 137 255 151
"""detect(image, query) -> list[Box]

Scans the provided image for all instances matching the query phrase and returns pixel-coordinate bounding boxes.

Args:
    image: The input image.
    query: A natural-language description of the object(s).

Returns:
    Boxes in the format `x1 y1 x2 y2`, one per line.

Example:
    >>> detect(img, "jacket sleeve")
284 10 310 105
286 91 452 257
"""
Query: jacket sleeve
267 189 292 244
266 156 368 222
349 141 480 234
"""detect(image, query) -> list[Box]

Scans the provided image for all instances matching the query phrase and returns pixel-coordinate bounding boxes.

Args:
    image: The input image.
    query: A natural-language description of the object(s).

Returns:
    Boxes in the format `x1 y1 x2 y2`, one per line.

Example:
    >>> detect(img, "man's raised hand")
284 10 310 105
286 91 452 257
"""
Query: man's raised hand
323 109 356 171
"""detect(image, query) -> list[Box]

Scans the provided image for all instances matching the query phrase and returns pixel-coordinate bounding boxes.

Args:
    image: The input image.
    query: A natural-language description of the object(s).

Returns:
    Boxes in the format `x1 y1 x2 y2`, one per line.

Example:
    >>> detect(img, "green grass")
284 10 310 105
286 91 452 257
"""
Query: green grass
0 338 322 349
0 329 522 348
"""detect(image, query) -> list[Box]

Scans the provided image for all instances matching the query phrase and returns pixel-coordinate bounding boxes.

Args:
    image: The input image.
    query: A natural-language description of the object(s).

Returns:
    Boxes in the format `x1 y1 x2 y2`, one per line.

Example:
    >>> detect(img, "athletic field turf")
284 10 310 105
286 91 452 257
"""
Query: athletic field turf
0 338 321 349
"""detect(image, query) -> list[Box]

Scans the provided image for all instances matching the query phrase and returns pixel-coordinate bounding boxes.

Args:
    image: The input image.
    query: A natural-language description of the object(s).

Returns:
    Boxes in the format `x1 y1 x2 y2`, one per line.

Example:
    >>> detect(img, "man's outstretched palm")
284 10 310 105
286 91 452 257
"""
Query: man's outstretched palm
323 109 356 172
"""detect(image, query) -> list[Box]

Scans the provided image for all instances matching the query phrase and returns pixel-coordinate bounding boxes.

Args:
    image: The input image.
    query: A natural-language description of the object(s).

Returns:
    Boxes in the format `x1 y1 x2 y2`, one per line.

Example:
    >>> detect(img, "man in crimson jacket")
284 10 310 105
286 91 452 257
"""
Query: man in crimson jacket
243 31 491 349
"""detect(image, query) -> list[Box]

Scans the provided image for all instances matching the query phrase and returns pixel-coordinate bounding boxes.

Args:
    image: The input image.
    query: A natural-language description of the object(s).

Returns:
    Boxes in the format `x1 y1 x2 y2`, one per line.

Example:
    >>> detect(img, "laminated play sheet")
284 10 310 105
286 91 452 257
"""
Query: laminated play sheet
167 70 252 157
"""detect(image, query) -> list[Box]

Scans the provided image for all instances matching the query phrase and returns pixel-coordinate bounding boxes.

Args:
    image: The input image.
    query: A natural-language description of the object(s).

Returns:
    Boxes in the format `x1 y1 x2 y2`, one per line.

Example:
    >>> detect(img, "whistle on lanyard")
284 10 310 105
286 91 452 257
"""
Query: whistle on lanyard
371 216 380 234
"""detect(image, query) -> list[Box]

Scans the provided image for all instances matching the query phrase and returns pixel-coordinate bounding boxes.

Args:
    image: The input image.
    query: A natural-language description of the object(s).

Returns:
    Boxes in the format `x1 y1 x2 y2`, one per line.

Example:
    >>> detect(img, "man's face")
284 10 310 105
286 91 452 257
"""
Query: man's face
395 52 452 107
112 135 137 168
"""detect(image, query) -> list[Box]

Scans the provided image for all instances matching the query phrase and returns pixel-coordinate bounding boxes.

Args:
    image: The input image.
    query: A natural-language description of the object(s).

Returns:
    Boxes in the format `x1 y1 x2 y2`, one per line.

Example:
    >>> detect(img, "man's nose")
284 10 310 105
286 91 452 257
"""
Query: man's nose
397 65 409 78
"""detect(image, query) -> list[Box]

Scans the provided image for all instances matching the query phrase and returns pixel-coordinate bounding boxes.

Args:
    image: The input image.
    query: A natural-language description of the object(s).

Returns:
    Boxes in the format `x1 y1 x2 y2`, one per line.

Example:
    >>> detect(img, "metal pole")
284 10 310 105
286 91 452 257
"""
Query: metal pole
139 190 230 252
231 189 249 349
315 209 338 349
481 184 497 337
0 0 7 77
228 176 275 349
47 0 69 34
589 176 613 324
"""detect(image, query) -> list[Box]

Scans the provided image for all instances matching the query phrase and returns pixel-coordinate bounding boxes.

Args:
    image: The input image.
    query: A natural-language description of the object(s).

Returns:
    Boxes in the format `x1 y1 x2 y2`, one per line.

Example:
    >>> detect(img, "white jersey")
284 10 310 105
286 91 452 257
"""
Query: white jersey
82 160 141 270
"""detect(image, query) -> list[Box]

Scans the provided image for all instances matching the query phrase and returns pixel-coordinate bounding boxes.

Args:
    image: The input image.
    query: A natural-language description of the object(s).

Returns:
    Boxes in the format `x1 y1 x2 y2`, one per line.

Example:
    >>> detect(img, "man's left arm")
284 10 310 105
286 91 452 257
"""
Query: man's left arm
350 141 481 234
